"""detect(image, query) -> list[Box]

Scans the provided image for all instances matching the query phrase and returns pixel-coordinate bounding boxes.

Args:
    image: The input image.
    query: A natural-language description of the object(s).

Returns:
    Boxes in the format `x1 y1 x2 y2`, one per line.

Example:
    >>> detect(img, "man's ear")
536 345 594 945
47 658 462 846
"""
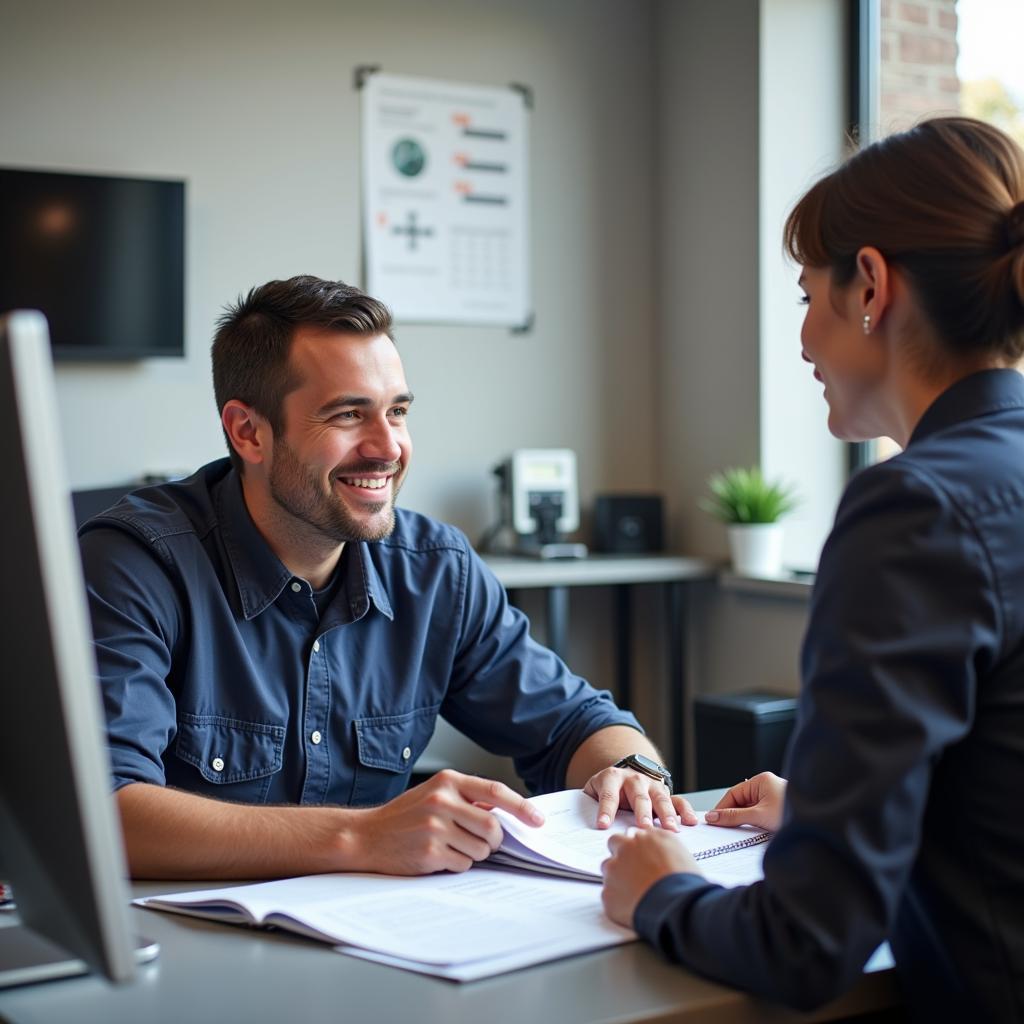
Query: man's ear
221 400 272 468
854 246 892 332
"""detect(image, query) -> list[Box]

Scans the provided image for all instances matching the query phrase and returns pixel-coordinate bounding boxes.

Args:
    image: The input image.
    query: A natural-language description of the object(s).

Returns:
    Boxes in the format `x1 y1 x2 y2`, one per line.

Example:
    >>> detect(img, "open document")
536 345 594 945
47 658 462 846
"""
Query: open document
137 867 634 980
489 789 770 888
136 790 771 980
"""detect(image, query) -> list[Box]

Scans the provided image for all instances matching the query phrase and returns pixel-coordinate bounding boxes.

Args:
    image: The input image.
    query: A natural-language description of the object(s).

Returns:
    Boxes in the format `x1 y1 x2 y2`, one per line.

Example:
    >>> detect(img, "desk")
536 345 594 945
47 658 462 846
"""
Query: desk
0 792 901 1024
483 554 716 787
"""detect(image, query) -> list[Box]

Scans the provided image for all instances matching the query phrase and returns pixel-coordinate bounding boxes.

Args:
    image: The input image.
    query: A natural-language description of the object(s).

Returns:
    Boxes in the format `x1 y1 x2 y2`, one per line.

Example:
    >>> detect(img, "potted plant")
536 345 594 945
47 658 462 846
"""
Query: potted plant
701 467 798 577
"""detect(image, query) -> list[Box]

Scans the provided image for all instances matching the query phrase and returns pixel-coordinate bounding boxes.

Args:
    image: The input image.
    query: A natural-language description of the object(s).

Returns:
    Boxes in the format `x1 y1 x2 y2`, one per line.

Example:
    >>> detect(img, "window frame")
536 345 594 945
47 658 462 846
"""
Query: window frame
847 0 881 476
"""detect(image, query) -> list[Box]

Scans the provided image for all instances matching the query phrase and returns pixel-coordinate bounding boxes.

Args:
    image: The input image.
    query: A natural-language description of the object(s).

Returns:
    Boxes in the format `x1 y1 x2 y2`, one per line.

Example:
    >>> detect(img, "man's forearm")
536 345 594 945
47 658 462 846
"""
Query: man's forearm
117 782 362 880
117 769 546 880
565 726 666 790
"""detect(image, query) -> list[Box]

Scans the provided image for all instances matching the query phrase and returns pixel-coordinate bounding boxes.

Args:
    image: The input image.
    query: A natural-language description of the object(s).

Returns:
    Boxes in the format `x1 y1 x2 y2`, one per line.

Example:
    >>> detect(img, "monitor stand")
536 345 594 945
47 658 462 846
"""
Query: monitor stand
0 923 159 988
0 924 88 988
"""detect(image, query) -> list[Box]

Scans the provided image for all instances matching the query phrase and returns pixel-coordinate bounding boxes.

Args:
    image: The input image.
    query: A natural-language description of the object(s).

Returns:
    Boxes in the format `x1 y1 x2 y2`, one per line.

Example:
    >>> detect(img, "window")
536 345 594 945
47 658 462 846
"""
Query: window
854 0 1024 467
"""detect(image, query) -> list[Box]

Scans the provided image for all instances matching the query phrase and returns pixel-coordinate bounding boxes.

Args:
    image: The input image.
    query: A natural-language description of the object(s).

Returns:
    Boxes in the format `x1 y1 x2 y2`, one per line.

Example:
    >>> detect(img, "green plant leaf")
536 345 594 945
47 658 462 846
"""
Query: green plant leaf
699 466 799 524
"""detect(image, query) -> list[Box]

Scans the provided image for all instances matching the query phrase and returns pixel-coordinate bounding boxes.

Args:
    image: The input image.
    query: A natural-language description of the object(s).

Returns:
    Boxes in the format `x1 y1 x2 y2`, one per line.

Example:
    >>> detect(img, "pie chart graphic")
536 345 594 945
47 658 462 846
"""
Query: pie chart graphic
392 138 427 177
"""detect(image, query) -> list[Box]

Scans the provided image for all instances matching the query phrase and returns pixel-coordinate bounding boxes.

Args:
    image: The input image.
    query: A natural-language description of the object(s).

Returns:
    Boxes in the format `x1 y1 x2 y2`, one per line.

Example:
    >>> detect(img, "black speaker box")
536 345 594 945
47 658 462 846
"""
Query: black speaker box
592 494 664 553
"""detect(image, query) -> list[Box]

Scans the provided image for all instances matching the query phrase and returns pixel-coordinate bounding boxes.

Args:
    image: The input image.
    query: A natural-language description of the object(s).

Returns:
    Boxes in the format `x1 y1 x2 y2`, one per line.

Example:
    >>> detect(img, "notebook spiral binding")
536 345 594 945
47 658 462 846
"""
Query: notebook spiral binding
692 830 771 862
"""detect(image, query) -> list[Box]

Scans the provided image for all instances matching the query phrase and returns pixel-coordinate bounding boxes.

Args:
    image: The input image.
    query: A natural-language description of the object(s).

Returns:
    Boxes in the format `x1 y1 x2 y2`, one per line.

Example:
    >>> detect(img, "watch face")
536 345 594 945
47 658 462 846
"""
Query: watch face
633 753 662 774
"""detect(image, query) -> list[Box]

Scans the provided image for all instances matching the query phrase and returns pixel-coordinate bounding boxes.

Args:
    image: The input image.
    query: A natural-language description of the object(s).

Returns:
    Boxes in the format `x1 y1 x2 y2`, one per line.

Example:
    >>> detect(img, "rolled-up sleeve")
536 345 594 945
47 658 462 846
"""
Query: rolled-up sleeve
79 526 183 791
443 542 642 794
633 460 995 1010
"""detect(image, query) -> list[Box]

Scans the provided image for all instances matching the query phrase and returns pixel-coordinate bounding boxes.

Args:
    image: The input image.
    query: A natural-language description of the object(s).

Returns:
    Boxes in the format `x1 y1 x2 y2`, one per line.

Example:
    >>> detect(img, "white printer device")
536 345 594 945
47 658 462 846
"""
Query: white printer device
482 448 588 559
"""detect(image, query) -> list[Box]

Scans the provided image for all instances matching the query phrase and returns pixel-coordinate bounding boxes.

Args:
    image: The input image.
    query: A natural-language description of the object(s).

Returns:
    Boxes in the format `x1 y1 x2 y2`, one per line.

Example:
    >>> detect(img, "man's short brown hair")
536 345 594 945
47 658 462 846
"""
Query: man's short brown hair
211 275 394 471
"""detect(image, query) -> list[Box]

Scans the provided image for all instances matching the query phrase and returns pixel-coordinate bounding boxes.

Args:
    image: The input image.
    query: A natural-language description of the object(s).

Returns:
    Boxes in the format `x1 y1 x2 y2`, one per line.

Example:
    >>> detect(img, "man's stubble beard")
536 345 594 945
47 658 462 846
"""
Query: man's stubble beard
267 437 403 544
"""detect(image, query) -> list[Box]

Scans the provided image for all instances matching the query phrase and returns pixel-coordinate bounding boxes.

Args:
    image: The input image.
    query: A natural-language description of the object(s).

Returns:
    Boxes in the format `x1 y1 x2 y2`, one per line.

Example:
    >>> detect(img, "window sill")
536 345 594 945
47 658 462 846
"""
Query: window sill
717 569 814 601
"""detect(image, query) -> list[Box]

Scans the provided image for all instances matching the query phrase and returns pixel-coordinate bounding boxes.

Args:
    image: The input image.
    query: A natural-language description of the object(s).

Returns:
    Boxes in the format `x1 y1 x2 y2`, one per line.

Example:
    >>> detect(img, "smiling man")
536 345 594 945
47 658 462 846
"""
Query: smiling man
79 275 692 880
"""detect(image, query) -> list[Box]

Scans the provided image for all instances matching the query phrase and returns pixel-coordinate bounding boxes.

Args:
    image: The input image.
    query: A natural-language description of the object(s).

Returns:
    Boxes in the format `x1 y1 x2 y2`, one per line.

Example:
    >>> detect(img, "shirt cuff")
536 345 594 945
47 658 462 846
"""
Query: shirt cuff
109 749 167 792
634 871 717 945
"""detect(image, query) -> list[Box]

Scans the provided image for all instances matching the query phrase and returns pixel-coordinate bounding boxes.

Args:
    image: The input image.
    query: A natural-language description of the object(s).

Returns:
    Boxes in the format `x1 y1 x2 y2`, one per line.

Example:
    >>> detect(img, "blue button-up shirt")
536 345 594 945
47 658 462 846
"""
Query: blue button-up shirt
79 459 641 806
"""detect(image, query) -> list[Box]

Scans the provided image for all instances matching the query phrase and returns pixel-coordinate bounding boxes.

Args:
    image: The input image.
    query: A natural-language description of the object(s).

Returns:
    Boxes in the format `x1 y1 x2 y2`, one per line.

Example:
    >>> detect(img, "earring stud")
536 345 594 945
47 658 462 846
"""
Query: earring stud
863 314 871 335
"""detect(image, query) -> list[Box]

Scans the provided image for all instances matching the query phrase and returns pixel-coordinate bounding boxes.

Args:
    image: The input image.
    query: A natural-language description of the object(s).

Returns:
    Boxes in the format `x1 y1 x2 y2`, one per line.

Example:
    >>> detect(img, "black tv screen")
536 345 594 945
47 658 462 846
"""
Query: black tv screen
0 168 185 360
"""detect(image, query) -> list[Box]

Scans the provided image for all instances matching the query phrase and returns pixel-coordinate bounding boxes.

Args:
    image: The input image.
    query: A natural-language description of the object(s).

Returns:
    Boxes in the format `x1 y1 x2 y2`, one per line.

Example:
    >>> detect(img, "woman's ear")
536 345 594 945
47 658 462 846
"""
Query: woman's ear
854 246 891 333
221 400 271 469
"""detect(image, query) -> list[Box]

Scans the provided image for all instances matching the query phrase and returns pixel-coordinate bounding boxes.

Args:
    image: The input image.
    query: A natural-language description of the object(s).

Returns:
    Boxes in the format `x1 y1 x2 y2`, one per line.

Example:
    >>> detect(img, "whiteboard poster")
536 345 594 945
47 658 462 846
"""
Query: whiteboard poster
361 71 531 327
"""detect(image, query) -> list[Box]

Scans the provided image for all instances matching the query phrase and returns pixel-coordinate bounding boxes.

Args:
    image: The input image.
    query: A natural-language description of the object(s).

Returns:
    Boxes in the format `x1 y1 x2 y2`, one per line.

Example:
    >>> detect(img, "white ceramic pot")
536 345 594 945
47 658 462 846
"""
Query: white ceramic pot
727 522 784 577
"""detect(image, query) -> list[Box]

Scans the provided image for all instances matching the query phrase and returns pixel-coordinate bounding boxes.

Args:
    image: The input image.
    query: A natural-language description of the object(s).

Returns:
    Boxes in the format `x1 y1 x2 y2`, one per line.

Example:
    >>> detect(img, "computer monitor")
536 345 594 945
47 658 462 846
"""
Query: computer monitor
0 310 139 987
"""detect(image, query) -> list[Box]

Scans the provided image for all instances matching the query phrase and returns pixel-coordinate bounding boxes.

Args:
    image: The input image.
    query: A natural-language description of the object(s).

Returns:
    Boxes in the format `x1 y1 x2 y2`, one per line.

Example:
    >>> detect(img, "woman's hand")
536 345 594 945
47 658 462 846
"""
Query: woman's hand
704 771 787 832
600 828 700 926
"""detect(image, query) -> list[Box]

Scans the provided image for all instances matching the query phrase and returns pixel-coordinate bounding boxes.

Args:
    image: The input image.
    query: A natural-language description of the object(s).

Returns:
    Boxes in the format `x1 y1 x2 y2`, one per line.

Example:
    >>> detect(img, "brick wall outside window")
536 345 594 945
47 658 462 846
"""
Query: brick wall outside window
880 0 959 131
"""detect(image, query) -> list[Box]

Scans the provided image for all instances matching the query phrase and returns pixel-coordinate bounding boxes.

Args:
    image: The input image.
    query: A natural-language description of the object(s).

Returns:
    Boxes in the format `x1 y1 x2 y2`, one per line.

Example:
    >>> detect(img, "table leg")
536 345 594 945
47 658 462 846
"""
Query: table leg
614 585 632 710
665 581 688 790
546 586 569 661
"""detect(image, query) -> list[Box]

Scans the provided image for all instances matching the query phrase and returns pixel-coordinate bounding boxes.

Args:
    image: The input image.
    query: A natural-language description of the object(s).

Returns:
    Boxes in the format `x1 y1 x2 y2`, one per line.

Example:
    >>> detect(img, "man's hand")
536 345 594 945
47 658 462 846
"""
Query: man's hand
115 773 541 880
350 769 544 875
583 767 697 832
601 828 701 927
704 771 787 832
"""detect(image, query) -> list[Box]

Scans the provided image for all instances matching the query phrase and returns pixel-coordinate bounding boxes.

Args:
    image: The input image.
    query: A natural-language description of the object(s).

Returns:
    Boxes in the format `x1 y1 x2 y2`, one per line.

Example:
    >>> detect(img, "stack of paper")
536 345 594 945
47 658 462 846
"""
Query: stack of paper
136 789 770 980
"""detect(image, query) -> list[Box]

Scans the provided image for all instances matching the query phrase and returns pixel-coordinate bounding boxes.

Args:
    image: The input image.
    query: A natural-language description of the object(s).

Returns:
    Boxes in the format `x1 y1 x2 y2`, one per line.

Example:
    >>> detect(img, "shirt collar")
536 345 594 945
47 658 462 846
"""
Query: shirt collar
908 368 1024 447
342 541 394 622
215 470 393 622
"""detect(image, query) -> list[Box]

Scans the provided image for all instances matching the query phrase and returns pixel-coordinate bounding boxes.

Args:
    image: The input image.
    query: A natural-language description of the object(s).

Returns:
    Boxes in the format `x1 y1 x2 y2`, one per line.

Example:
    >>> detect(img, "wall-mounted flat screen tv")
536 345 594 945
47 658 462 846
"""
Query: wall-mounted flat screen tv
0 167 185 361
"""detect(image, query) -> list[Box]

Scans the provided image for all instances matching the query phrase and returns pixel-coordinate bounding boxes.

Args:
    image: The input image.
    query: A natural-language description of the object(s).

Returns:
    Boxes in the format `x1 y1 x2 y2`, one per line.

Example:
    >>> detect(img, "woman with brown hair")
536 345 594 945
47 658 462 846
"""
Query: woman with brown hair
601 116 1024 1019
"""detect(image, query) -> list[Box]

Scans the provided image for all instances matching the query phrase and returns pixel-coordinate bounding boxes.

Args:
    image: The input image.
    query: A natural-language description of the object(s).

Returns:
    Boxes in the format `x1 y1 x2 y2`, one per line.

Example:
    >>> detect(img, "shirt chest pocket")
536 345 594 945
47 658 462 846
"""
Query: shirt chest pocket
350 705 439 806
171 713 285 804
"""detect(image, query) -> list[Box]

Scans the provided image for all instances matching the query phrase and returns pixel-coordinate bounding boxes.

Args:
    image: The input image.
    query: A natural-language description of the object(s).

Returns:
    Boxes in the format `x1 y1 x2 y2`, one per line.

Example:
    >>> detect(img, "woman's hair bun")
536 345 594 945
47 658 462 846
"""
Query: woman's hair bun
1011 202 1024 308
1008 201 1024 249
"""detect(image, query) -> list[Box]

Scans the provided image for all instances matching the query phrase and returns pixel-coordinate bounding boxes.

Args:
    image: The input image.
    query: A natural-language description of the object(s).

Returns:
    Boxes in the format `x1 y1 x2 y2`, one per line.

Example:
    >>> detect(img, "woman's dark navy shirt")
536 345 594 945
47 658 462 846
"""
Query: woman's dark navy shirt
79 459 640 807
635 370 1024 1021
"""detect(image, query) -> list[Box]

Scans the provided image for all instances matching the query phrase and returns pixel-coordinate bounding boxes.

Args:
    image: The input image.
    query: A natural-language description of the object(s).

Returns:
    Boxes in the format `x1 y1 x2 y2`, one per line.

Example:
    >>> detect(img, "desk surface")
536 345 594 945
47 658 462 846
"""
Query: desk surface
482 552 716 589
0 793 901 1024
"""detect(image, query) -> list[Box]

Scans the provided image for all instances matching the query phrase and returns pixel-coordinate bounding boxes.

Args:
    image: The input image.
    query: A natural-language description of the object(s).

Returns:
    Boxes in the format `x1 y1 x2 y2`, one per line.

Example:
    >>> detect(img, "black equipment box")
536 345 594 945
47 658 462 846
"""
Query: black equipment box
694 691 798 790
592 494 664 553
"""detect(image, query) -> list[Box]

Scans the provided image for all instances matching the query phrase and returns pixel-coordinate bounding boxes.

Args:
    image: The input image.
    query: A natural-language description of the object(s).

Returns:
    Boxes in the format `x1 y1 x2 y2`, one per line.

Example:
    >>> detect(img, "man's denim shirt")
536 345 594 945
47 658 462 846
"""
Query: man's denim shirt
79 459 641 806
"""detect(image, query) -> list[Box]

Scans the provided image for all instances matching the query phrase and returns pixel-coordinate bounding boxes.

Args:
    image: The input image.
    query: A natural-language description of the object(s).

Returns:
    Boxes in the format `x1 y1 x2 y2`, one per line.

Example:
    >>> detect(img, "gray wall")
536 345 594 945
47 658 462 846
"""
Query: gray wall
655 2 762 559
1 0 845 786
0 0 659 541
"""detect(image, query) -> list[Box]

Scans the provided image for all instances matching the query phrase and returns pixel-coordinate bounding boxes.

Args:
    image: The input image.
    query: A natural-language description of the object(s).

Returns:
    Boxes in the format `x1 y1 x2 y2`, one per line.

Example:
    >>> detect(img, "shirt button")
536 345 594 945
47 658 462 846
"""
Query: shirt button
211 757 225 772
291 581 302 593
312 640 321 653
402 746 412 761
311 731 322 745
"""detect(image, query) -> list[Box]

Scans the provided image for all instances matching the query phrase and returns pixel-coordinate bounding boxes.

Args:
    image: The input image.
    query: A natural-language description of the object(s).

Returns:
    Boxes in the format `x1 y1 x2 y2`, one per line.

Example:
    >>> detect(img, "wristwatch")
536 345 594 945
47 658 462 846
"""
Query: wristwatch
614 753 672 793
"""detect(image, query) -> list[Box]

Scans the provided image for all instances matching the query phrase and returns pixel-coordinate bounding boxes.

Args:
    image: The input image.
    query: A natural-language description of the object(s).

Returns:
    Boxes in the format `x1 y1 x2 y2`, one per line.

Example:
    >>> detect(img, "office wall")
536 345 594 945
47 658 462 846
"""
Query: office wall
0 0 659 542
759 0 848 571
0 0 663 787
655 0 848 571
653 0 849 780
2 0 846 786
654 2 762 560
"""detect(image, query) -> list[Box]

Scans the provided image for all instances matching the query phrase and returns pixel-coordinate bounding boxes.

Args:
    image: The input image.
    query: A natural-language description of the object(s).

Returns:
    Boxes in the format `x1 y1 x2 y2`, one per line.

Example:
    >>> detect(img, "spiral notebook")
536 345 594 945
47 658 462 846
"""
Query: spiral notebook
489 789 772 885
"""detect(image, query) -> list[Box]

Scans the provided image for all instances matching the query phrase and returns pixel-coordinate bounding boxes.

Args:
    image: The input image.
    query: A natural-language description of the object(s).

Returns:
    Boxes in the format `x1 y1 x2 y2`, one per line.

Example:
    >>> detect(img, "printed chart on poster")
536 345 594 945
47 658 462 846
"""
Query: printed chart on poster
361 71 530 327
